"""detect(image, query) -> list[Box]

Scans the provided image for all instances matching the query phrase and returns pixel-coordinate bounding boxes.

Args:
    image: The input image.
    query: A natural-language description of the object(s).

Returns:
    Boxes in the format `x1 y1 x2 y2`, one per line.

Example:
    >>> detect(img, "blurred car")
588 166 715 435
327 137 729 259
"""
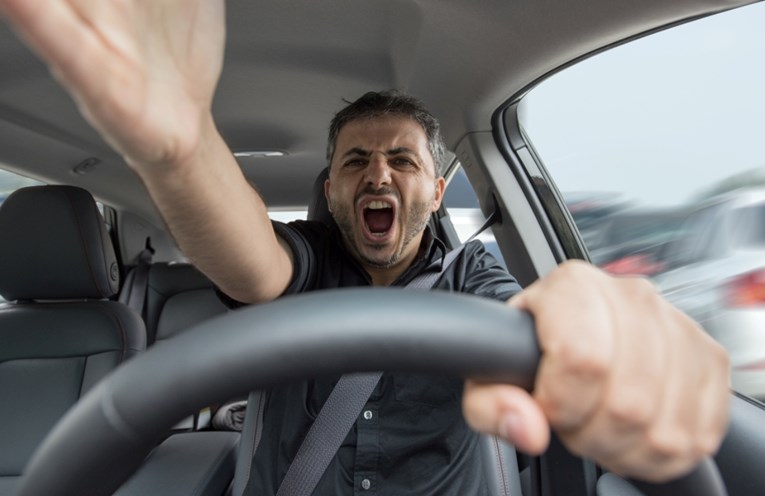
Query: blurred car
589 208 689 276
563 192 629 251
655 189 765 400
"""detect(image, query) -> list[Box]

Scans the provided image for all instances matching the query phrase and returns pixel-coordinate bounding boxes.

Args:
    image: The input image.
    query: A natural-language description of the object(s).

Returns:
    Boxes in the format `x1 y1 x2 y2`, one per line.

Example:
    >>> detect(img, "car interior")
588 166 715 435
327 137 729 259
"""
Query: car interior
1 0 765 495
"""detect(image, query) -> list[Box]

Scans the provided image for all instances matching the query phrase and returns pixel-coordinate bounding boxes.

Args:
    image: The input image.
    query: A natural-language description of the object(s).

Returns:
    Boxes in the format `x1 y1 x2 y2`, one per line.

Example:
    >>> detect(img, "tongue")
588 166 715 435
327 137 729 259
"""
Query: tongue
365 208 393 234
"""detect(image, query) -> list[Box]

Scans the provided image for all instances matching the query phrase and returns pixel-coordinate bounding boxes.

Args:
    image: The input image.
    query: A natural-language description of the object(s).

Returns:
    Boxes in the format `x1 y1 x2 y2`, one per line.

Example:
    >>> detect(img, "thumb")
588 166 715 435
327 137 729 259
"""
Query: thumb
463 380 550 455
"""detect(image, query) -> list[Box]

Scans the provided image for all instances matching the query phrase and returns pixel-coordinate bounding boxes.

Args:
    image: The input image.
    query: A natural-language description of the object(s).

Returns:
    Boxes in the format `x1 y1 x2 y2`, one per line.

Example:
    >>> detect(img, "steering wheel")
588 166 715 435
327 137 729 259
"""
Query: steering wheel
16 289 726 496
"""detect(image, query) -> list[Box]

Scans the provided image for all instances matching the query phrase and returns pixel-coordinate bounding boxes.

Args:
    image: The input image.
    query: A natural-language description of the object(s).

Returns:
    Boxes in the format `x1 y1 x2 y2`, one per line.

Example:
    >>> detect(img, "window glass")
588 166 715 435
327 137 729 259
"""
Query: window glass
0 168 41 203
735 205 765 248
268 210 307 223
443 168 507 268
517 3 765 402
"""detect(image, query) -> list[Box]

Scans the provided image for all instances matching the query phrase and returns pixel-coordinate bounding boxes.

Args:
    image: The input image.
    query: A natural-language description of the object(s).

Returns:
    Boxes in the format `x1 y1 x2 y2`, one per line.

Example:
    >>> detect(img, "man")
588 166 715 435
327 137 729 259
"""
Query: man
218 90 525 494
0 0 729 492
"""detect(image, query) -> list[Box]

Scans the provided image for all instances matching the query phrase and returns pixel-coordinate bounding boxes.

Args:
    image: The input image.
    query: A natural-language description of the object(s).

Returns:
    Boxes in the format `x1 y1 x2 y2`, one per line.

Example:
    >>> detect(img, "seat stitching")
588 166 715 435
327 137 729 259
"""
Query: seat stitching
493 436 509 496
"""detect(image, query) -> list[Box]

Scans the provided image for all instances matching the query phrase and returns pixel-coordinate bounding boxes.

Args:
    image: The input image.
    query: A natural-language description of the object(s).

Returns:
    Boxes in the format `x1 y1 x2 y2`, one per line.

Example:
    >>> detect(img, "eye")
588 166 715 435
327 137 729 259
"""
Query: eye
391 157 416 168
343 158 367 168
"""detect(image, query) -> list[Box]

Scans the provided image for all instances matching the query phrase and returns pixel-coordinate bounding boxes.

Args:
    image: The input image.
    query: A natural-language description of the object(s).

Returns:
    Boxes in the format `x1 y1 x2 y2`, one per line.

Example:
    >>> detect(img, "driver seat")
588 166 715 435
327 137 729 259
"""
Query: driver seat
0 185 146 495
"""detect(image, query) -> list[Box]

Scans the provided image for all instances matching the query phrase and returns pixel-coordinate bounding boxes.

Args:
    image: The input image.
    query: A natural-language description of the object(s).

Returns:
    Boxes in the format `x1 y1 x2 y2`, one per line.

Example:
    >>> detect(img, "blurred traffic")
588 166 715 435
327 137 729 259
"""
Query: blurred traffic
570 184 765 401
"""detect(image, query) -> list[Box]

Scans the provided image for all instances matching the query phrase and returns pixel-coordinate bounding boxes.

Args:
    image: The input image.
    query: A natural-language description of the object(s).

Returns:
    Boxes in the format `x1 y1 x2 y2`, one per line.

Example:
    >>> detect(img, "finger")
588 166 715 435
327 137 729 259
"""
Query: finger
463 380 550 454
695 333 730 457
0 0 122 106
570 298 722 482
636 311 729 479
518 262 615 430
1 0 96 69
584 278 666 440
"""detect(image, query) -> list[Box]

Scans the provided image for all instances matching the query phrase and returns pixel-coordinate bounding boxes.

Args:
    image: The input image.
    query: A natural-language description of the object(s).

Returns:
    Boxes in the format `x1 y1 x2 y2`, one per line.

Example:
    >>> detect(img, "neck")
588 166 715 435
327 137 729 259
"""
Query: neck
362 232 427 287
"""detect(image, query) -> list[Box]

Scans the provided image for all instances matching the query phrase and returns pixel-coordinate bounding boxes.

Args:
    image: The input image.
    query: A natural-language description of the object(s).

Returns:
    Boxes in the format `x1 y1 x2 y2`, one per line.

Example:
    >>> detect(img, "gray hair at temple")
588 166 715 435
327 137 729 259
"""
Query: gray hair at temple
326 90 447 177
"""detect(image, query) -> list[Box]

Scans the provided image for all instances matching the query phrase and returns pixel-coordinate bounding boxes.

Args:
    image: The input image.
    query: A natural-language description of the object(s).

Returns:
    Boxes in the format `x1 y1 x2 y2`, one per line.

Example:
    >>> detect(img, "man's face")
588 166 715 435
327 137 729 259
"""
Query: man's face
325 115 445 274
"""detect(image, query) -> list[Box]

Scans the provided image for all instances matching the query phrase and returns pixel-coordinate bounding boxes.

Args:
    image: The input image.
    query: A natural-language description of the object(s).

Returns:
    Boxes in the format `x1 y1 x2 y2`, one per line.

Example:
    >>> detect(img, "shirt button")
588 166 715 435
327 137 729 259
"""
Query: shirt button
363 410 373 420
361 479 371 490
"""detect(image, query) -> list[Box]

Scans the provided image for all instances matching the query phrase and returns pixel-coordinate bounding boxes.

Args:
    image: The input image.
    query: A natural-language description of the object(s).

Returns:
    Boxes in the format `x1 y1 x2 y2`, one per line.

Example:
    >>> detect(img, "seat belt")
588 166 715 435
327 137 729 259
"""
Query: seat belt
275 210 497 496
125 243 154 318
275 247 465 496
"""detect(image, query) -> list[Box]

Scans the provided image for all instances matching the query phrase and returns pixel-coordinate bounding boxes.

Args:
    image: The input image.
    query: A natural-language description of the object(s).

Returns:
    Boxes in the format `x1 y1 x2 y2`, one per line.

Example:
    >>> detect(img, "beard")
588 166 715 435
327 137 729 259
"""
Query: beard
330 187 433 269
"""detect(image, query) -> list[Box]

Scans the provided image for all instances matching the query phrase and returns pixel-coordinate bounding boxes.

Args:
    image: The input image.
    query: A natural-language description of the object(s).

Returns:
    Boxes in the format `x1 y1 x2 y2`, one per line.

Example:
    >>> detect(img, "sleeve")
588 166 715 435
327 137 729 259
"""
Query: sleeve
458 240 523 302
216 220 321 309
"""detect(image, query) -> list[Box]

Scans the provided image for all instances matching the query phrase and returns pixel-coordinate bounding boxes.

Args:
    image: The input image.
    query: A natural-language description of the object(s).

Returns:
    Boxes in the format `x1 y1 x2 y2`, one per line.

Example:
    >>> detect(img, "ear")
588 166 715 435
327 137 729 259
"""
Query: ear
323 179 332 212
431 176 446 212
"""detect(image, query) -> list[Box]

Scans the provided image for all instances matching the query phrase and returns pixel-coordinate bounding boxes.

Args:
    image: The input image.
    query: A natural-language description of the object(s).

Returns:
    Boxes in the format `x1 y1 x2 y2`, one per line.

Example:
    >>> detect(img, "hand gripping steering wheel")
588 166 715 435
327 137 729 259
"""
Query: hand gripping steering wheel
15 289 727 496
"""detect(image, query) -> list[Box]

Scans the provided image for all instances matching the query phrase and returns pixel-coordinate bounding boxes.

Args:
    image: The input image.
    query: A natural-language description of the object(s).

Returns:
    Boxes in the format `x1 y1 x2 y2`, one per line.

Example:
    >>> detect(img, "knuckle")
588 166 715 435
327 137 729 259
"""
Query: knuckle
622 276 658 303
695 429 722 458
605 391 653 426
549 339 610 378
537 394 567 425
555 260 598 282
646 426 688 459
710 339 730 371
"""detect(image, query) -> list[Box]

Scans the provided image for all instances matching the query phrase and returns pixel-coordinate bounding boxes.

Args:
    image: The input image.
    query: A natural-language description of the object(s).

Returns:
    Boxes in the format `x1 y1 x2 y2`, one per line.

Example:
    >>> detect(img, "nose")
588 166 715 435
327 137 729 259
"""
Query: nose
364 153 392 189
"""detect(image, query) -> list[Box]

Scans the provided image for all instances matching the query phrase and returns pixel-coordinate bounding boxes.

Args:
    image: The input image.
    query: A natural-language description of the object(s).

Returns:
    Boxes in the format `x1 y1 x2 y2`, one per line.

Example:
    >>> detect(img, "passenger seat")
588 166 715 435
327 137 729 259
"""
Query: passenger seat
119 261 230 429
0 185 146 495
120 262 228 347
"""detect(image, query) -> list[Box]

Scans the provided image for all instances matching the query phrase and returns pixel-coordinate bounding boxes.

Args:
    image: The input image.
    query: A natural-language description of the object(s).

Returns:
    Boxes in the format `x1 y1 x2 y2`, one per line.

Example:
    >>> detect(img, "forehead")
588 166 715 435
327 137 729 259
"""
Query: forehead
335 115 430 155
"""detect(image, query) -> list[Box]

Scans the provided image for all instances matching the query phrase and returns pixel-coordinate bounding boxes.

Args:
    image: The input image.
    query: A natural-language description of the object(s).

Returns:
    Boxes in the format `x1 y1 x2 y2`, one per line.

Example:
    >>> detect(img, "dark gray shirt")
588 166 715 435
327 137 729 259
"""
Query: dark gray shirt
229 220 522 496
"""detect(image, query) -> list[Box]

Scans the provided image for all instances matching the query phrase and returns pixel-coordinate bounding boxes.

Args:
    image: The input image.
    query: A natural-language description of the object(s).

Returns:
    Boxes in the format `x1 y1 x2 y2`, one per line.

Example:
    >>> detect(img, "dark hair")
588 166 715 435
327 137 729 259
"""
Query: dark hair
326 90 447 177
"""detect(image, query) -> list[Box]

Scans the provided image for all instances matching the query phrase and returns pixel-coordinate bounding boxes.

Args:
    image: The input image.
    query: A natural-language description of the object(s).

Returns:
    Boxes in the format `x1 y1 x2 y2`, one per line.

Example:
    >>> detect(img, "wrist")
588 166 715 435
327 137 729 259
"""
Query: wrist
127 112 223 183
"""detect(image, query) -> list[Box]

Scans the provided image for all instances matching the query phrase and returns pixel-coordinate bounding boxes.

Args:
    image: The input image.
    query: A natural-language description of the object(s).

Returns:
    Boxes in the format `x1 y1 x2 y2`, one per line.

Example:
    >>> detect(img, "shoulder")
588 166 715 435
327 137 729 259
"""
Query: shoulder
273 219 332 246
453 239 522 301
274 219 347 295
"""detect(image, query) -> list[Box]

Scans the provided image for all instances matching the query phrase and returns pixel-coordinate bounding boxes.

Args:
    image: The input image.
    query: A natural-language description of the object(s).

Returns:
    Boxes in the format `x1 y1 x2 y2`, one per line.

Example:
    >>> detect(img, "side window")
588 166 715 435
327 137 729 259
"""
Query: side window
662 205 720 269
734 205 765 249
443 167 507 269
516 3 765 402
268 210 307 223
0 168 41 205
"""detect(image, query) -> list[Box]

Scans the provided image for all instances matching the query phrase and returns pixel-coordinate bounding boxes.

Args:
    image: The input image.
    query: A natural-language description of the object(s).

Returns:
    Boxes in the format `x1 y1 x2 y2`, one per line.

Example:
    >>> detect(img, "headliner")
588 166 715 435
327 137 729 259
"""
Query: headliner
0 0 758 225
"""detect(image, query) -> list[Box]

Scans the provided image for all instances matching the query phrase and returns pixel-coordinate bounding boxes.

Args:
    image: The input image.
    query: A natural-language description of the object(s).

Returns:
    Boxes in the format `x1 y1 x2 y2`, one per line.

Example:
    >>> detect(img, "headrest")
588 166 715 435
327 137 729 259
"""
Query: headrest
307 167 336 226
0 185 120 300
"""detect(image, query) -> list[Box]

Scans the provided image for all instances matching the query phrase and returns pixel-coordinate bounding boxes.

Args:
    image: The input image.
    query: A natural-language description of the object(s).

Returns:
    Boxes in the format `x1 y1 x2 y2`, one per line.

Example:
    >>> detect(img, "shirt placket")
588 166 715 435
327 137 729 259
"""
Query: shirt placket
353 402 379 495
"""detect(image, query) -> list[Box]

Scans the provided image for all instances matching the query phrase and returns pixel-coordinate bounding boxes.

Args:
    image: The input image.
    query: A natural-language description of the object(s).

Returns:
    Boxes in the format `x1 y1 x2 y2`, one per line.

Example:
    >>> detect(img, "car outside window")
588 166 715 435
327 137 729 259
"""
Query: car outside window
736 206 765 248
517 3 765 402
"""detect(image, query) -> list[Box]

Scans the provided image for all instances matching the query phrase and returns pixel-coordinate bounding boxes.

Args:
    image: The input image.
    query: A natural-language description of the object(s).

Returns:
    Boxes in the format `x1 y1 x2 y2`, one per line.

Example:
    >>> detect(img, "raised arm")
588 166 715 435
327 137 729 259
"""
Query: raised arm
0 0 292 303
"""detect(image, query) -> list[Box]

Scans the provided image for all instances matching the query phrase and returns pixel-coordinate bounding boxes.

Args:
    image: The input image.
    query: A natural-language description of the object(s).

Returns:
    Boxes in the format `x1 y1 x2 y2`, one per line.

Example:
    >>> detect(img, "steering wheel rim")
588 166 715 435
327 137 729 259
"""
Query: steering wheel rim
16 288 724 496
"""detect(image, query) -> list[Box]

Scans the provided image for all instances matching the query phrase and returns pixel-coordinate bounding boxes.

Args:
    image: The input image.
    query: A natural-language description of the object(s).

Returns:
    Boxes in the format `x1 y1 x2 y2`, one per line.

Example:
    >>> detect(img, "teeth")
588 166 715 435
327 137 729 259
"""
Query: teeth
367 200 391 210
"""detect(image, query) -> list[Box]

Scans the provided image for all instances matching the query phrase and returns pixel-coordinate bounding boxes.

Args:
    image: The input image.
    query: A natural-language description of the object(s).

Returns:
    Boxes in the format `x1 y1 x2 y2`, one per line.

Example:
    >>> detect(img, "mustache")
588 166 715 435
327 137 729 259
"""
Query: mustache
355 186 399 204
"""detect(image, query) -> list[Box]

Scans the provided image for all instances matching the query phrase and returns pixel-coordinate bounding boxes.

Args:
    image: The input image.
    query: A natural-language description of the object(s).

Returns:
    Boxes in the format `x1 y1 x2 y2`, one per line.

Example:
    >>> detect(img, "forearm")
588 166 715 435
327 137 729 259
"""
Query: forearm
131 117 293 304
0 2 280 299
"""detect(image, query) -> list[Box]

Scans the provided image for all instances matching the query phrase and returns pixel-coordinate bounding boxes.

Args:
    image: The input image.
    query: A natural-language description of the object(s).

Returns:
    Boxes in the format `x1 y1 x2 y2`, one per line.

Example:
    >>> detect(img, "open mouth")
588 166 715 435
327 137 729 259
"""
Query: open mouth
363 200 394 237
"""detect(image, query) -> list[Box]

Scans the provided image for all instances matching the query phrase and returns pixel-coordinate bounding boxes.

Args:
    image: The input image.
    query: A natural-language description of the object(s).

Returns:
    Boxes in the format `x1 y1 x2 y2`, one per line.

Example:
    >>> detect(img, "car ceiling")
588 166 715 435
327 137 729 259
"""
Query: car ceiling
0 0 758 227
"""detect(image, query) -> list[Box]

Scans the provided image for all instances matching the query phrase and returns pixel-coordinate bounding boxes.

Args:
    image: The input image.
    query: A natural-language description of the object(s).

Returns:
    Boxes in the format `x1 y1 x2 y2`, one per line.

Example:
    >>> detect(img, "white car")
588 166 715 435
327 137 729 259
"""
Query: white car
656 189 765 400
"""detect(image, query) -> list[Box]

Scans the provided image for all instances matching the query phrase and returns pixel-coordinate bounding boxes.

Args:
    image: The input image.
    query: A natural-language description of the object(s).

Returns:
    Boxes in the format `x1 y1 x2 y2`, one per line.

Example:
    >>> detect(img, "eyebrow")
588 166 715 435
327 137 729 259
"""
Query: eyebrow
341 147 419 158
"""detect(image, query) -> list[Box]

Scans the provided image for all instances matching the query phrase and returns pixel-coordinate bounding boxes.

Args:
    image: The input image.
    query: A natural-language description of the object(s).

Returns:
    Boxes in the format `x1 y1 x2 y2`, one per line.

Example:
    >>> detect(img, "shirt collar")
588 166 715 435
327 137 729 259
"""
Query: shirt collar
390 225 449 287
330 224 449 287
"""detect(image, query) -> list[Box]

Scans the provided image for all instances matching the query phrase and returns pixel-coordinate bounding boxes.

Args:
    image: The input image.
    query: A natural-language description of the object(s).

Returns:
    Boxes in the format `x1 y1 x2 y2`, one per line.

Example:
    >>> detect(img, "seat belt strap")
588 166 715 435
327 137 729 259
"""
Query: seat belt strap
399 208 496 290
125 246 153 318
275 373 383 496
273 208 499 496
